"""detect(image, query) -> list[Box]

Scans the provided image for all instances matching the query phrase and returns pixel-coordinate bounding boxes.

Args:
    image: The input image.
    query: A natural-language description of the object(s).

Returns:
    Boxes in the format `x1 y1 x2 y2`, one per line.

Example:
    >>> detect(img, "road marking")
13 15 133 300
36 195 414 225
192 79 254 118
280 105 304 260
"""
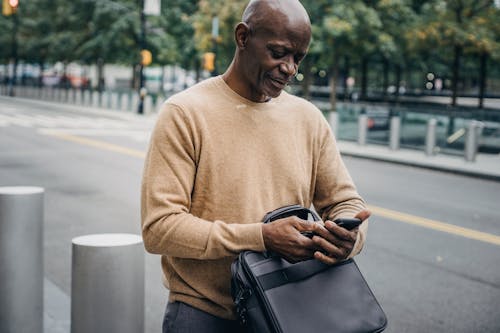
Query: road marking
45 132 146 158
44 132 500 247
369 205 500 246
39 128 150 142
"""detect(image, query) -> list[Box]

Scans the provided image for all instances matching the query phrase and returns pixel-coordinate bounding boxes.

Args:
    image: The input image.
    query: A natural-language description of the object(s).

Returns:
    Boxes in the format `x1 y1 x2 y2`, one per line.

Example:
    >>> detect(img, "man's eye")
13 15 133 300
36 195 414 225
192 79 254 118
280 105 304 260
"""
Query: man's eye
271 50 285 59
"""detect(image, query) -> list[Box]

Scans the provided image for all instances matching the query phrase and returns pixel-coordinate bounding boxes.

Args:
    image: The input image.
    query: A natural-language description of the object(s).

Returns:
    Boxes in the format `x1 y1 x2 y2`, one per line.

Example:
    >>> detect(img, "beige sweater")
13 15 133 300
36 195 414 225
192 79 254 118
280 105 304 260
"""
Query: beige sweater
141 76 367 320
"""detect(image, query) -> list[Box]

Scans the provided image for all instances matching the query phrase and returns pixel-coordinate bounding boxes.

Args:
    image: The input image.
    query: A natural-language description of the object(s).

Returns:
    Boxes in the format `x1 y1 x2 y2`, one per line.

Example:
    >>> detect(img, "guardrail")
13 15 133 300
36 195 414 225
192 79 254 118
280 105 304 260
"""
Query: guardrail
0 85 163 114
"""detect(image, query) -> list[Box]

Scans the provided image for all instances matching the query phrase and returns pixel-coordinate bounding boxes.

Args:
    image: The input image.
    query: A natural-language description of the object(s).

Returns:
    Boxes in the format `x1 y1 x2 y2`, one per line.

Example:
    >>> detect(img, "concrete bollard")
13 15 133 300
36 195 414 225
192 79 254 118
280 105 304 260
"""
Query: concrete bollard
0 186 44 333
389 116 400 150
92 91 100 108
119 93 127 111
71 233 144 333
328 111 338 137
358 114 368 145
464 120 484 162
131 94 139 113
110 92 118 110
425 118 437 156
144 95 153 114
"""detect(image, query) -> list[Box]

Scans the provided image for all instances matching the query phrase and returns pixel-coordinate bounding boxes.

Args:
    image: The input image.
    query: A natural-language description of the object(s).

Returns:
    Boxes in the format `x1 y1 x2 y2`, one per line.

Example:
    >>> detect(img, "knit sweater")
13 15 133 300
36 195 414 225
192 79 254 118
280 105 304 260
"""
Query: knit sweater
141 76 367 320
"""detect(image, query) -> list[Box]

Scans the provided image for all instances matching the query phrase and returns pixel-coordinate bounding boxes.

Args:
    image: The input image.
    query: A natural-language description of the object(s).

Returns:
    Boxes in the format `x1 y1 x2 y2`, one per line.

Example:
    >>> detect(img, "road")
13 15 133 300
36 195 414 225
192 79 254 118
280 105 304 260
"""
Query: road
1 97 499 333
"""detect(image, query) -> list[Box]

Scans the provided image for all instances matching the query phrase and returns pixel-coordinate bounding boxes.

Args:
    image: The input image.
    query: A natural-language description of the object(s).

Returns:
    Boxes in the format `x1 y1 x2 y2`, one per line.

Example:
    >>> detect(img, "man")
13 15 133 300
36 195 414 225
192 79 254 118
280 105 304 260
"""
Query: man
141 0 370 332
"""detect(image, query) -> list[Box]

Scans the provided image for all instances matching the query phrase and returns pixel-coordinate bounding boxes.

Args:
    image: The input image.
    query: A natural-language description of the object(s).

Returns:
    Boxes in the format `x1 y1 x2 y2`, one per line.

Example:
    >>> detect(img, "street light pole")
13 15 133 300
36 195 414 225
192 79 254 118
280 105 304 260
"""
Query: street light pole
8 7 18 97
137 0 146 114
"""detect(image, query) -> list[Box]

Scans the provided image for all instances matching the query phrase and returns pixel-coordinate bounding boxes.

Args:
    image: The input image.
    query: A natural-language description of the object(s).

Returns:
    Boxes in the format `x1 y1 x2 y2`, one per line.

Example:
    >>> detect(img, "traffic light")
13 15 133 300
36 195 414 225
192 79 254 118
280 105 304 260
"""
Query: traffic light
2 0 18 16
140 49 152 66
203 52 215 72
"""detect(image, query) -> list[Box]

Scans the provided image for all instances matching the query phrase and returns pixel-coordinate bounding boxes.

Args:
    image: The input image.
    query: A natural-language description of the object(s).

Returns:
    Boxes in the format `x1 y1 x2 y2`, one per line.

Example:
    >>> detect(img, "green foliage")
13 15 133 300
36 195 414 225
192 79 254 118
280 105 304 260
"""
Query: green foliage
0 0 498 99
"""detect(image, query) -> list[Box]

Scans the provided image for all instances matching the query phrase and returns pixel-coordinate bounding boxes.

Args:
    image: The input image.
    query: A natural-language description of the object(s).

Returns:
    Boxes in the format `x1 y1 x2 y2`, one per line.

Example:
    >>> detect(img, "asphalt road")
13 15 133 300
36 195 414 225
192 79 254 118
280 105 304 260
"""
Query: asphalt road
1 97 499 333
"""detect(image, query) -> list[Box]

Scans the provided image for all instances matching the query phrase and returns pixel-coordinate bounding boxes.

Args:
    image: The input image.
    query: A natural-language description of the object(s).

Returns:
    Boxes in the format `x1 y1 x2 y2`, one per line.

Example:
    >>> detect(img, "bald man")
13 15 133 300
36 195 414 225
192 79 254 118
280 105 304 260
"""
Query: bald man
141 0 370 332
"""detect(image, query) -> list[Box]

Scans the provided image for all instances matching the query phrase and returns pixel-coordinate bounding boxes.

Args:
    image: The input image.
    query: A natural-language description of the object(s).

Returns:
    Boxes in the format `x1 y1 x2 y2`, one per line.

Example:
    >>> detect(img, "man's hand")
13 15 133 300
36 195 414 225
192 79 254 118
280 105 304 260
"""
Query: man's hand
261 216 319 263
261 209 371 265
312 209 371 265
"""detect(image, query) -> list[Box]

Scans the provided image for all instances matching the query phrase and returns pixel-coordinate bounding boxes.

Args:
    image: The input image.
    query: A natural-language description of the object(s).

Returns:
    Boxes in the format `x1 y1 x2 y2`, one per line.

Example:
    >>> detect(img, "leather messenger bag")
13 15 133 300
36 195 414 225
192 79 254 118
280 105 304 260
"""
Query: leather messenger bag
231 205 387 333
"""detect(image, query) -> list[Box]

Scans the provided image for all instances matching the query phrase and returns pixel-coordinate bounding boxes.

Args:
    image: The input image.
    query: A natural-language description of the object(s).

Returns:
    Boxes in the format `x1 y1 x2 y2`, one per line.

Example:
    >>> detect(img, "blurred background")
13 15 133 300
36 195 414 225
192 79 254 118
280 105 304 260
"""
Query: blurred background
1 1 500 333
1 0 500 154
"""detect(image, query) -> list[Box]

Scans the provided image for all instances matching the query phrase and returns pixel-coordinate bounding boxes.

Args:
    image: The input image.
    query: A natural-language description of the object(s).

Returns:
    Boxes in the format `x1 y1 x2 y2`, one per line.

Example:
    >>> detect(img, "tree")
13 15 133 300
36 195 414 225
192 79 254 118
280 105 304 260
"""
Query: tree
376 0 417 101
313 0 387 110
193 0 247 74
415 0 499 106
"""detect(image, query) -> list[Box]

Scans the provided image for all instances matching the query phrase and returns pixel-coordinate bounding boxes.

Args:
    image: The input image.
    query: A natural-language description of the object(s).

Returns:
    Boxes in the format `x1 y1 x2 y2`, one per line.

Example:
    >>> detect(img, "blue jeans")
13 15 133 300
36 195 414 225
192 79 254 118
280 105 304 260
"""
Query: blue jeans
162 301 246 333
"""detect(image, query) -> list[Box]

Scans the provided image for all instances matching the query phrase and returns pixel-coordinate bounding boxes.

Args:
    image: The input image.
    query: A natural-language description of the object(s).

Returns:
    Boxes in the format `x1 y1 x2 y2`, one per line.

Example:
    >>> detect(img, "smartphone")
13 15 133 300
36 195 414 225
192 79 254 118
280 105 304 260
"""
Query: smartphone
333 218 361 230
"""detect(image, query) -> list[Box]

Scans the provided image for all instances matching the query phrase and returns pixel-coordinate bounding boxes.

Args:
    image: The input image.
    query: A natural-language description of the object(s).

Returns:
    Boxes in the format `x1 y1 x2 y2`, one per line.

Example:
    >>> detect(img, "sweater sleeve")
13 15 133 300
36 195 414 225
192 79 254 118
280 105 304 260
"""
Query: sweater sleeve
141 103 265 259
312 116 368 257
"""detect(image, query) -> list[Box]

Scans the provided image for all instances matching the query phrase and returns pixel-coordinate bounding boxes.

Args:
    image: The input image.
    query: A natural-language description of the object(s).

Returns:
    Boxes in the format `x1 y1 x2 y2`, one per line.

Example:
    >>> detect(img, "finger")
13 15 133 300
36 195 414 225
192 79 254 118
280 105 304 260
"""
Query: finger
354 209 371 222
313 251 338 265
294 218 317 232
324 221 357 242
310 226 354 251
311 235 347 259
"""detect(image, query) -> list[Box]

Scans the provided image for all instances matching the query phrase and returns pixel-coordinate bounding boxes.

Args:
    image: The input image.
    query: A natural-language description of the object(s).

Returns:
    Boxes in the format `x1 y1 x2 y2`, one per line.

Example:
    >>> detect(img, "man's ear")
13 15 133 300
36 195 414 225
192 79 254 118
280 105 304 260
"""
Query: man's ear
235 22 250 49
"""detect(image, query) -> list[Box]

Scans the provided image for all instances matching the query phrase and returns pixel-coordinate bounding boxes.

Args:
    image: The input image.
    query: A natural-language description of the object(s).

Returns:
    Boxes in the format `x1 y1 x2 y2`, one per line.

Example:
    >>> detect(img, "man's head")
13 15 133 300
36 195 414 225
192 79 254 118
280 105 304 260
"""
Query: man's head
224 0 311 102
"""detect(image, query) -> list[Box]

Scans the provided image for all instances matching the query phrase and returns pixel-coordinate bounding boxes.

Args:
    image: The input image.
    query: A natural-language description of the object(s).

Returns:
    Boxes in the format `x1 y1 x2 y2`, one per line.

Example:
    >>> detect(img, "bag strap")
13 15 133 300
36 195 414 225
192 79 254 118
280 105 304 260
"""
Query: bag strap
261 204 321 223
257 258 354 291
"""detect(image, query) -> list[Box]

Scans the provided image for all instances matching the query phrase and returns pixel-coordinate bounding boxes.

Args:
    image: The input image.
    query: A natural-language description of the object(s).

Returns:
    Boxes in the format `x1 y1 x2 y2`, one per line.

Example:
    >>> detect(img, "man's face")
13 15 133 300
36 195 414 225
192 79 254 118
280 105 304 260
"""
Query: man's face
240 23 310 102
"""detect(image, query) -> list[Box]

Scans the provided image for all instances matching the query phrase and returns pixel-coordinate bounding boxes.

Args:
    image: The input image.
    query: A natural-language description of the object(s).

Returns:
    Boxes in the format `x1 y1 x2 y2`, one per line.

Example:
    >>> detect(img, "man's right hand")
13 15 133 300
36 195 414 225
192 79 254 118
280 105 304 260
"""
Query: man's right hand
261 216 319 263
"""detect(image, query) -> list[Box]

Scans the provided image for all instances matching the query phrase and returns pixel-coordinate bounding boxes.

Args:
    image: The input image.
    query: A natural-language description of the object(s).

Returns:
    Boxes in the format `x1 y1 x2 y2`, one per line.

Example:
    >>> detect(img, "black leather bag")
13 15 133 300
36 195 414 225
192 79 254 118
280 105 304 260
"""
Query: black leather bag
231 205 387 333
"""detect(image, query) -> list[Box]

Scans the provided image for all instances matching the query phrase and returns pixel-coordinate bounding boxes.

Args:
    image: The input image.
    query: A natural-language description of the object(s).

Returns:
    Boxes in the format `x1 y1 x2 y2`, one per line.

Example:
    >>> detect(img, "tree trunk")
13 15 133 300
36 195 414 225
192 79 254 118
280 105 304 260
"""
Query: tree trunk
451 44 462 107
382 57 389 101
161 66 166 94
394 64 402 103
478 52 487 109
342 56 350 101
360 57 368 100
38 61 44 87
301 57 312 100
97 58 105 93
131 64 136 90
329 55 339 112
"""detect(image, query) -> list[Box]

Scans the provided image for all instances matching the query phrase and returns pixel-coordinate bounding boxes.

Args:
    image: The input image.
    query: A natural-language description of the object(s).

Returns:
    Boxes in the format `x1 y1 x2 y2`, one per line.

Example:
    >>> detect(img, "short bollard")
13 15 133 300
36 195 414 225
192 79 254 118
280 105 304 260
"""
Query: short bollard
389 116 400 150
425 118 437 156
464 120 484 162
0 186 44 333
71 233 144 333
328 111 338 137
358 114 368 145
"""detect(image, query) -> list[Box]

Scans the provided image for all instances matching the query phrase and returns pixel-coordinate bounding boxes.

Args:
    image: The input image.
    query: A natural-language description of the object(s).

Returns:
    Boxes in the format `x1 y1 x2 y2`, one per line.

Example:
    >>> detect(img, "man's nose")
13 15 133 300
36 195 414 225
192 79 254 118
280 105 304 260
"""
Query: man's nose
279 57 297 77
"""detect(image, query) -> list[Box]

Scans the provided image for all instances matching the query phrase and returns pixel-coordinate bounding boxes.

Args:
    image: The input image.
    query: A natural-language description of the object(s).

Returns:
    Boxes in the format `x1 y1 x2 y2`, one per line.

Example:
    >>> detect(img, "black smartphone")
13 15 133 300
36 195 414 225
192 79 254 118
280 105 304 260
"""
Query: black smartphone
333 217 361 230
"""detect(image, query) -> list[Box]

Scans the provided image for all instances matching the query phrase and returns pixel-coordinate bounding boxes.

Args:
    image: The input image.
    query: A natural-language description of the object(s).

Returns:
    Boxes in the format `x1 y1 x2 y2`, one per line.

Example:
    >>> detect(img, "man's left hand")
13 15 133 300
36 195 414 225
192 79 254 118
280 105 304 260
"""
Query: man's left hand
310 209 371 265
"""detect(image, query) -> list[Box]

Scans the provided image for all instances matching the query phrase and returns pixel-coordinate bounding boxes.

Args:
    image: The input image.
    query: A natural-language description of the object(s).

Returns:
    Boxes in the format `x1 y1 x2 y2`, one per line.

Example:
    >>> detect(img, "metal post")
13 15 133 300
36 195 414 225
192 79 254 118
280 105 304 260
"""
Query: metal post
389 116 400 150
0 187 44 333
425 118 437 156
464 120 483 162
137 0 146 114
8 12 19 97
71 233 145 333
358 114 368 145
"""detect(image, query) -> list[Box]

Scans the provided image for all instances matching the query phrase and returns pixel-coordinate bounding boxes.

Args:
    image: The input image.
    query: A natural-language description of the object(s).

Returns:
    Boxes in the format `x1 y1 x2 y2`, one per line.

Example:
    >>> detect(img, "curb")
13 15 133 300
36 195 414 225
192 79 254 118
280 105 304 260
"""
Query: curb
340 150 500 182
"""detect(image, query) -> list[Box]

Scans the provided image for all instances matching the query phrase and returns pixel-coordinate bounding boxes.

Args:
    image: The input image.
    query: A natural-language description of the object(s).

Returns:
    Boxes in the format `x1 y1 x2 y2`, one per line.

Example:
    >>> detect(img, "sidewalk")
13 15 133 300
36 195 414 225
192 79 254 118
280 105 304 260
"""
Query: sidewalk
338 140 500 181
